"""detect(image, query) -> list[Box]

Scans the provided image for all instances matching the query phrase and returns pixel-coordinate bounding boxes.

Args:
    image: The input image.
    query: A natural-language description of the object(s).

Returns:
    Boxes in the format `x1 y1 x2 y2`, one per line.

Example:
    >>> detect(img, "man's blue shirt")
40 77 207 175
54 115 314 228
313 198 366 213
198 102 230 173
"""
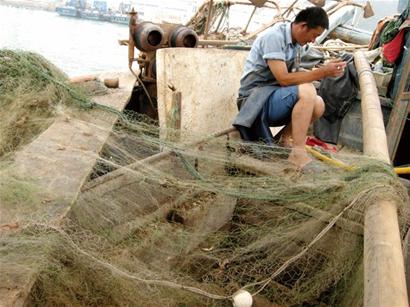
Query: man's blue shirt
238 22 301 97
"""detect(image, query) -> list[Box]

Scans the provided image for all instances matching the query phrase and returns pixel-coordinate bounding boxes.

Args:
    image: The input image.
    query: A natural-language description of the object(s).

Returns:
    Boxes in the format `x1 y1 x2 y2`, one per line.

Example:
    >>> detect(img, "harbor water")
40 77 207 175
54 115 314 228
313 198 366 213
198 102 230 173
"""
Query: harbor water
0 1 402 77
0 4 129 76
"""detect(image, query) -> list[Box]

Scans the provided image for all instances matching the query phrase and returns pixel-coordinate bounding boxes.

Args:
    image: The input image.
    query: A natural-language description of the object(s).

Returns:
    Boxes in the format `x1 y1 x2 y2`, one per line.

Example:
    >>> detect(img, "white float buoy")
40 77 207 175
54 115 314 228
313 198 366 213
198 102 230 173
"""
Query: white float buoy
232 289 253 307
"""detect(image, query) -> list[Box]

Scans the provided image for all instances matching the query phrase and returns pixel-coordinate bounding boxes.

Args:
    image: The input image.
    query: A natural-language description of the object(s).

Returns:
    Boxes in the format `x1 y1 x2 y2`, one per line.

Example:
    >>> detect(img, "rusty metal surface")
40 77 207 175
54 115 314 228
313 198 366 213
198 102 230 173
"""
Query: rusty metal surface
134 22 165 52
169 26 199 48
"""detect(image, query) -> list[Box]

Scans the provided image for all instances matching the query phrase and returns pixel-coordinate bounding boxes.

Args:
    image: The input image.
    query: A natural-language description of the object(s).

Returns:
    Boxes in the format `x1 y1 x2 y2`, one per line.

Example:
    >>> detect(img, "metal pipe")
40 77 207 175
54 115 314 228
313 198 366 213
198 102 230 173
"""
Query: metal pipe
128 8 138 70
354 51 409 307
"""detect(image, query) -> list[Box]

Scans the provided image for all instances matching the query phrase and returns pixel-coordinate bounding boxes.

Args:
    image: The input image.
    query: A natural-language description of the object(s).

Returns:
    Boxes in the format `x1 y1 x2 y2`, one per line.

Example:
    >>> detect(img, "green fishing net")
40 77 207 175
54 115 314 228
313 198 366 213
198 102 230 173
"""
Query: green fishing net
0 49 409 307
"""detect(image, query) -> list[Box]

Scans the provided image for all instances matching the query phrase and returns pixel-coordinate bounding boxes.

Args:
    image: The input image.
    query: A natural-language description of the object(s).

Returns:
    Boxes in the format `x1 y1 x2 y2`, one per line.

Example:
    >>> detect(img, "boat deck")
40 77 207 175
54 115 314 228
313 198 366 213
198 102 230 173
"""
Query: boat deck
0 72 134 306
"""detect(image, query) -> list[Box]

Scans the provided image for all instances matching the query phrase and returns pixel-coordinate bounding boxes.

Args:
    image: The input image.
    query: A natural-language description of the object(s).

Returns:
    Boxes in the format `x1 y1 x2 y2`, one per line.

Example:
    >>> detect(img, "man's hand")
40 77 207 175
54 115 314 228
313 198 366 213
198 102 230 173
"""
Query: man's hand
320 59 347 78
268 59 348 86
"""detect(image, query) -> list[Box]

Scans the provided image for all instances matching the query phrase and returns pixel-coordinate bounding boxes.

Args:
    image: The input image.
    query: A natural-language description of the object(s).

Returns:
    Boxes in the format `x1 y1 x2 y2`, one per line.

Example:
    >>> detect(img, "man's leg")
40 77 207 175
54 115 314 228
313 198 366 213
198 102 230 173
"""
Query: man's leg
312 96 325 121
280 123 293 147
288 83 323 168
280 94 324 147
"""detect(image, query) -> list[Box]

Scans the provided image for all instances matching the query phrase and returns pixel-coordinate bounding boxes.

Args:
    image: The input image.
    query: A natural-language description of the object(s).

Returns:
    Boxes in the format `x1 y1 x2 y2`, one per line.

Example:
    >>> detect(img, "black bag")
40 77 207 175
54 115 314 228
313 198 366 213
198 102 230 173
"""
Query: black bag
313 53 359 143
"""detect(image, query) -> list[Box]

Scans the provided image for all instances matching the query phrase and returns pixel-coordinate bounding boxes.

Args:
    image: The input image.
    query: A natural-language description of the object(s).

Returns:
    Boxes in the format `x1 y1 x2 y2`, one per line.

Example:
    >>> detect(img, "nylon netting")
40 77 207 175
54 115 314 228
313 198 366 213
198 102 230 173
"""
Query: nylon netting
1 49 409 307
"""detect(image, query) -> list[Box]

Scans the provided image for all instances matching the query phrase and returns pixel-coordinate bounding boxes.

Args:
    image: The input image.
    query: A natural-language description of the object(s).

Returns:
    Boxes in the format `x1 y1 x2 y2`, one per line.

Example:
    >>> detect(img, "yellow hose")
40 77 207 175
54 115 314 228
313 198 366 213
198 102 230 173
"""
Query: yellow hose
395 167 410 175
305 146 356 171
306 146 410 175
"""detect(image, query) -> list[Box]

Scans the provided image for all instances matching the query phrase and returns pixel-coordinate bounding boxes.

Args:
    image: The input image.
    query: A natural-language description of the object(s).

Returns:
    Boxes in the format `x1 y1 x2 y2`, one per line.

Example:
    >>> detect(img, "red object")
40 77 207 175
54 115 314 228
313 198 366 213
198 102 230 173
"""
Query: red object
306 136 337 152
383 29 405 64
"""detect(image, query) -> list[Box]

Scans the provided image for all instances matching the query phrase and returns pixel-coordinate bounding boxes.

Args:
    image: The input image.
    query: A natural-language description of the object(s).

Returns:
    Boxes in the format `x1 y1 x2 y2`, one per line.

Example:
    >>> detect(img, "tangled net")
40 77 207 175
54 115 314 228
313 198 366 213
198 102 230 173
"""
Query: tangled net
1 50 409 306
0 50 86 156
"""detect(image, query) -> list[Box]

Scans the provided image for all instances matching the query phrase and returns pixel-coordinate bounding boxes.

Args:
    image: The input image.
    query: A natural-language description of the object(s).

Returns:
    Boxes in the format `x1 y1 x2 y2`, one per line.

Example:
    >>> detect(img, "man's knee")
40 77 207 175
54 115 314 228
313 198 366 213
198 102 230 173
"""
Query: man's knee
297 83 317 102
315 96 325 117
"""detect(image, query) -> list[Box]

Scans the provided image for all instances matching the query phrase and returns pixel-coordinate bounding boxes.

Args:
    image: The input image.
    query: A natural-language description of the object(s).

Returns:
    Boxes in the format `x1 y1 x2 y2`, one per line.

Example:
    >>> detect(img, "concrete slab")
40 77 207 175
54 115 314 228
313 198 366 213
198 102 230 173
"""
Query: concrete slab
156 48 248 140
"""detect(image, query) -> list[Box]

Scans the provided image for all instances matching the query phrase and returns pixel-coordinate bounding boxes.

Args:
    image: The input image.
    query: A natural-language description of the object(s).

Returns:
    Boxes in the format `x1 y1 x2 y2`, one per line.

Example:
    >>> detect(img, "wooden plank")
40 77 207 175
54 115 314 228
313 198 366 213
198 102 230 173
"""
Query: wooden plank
166 91 182 142
182 194 236 254
284 203 363 236
386 54 410 160
13 72 135 204
401 92 410 101
216 154 364 235
0 72 135 307
74 155 197 241
80 127 237 195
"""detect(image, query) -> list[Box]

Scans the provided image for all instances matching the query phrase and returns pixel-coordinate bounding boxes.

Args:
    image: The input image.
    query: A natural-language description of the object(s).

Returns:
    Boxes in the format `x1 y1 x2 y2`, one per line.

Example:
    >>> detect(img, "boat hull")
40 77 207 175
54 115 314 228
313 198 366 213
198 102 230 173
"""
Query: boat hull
56 6 79 18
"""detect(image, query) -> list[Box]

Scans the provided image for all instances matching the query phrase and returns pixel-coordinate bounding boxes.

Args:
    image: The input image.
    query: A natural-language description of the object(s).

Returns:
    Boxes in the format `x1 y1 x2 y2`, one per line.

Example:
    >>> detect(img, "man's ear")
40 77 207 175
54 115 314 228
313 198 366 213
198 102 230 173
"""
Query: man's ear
300 22 309 30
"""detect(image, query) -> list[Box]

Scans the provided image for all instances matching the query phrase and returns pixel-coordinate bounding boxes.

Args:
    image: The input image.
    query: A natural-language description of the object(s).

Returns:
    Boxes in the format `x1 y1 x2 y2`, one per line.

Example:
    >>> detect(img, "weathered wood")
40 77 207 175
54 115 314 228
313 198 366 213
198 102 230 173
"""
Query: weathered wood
227 155 363 235
79 155 236 248
364 201 408 306
232 154 282 175
354 51 409 307
404 228 410 299
329 25 371 45
354 52 390 163
166 91 182 142
386 55 410 160
285 203 363 236
111 189 203 242
401 92 410 101
69 75 97 84
74 154 200 241
313 44 368 51
182 194 236 253
80 127 237 195
130 193 237 270
1 72 135 307
203 0 214 40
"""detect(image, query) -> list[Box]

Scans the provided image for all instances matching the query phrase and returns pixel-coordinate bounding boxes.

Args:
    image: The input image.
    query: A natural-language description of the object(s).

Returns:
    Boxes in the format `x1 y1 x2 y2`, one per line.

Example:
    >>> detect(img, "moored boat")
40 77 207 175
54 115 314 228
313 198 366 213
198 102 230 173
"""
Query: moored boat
1 1 410 306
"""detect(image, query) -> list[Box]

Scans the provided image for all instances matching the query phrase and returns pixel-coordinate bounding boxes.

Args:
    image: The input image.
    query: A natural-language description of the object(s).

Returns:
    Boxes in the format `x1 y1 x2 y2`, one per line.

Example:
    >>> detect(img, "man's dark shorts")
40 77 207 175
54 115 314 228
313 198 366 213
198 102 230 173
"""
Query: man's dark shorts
265 85 299 126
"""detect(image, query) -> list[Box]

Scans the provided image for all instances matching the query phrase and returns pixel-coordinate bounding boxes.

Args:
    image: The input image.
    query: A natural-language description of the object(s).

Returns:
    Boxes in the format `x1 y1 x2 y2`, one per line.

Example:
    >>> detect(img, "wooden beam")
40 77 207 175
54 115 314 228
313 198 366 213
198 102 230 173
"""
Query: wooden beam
329 25 371 45
166 91 182 142
354 51 408 307
203 0 214 40
401 92 410 101
386 51 410 160
229 155 363 235
80 127 237 195
354 53 390 163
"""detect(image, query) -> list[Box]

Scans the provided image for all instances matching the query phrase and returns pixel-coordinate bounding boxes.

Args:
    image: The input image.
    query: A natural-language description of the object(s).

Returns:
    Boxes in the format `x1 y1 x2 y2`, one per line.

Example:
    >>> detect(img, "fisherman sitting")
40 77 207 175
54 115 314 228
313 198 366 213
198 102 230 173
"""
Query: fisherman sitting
233 7 346 168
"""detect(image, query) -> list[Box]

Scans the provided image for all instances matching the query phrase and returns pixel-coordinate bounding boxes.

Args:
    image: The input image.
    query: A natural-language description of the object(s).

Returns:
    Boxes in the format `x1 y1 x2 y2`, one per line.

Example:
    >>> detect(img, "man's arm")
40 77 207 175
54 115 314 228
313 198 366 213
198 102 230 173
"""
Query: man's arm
268 59 347 87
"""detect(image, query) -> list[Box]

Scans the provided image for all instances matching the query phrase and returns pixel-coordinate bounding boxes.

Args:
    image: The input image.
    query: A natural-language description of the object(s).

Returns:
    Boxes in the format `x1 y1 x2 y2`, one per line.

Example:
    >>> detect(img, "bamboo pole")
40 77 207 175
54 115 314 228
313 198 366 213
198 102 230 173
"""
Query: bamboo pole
354 52 390 163
313 45 368 51
354 51 408 307
203 0 214 40
68 75 97 84
244 6 257 33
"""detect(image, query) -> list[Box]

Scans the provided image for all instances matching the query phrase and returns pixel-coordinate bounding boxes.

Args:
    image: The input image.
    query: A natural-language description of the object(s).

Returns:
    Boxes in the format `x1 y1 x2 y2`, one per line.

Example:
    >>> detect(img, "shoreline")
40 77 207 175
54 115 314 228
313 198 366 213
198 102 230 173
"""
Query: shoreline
0 0 62 12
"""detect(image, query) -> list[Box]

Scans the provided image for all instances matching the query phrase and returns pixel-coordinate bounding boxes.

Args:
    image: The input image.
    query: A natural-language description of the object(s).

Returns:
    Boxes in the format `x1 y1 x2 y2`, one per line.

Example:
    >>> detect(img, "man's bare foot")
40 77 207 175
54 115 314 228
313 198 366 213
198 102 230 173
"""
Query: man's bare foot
288 148 311 168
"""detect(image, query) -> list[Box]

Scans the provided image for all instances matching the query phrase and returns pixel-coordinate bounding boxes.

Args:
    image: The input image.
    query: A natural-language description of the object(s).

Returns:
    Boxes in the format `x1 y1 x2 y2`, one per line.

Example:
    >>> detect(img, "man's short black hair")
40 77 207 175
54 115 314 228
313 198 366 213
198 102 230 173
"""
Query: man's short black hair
294 7 329 29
